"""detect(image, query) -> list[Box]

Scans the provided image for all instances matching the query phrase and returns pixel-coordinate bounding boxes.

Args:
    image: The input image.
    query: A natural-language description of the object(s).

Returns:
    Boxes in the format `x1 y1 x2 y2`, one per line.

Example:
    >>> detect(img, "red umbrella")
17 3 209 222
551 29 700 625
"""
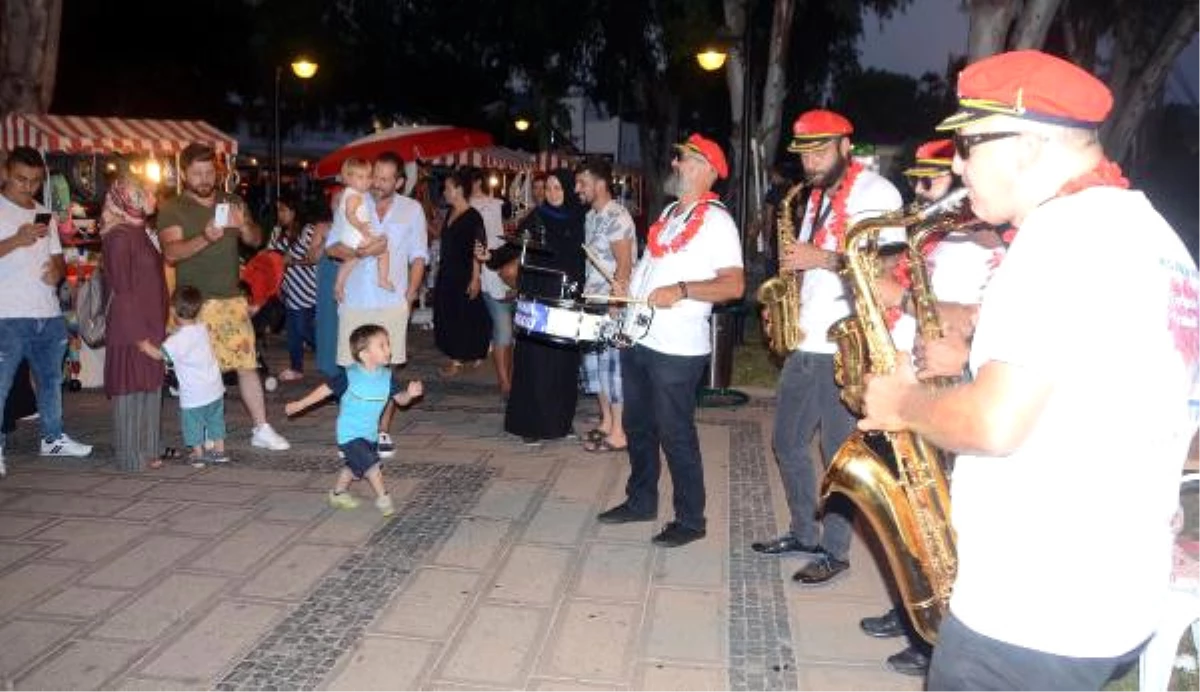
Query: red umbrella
314 125 493 179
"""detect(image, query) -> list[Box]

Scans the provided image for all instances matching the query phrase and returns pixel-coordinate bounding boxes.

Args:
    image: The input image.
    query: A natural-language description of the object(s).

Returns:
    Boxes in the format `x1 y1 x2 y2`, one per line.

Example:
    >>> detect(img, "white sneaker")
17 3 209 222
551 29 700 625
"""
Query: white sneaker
375 494 395 517
377 432 396 459
40 434 93 458
250 424 291 451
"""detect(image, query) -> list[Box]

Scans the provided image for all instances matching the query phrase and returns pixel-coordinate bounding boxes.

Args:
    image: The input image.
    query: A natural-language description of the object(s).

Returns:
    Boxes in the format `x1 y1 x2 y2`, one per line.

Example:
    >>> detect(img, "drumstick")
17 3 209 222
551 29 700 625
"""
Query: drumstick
581 245 616 285
582 294 646 304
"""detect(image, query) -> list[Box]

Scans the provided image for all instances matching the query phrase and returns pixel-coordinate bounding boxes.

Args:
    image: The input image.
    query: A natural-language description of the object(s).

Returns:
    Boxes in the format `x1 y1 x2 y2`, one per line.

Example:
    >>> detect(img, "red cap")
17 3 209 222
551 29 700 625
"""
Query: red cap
904 139 955 177
937 50 1113 131
788 110 853 153
674 134 729 179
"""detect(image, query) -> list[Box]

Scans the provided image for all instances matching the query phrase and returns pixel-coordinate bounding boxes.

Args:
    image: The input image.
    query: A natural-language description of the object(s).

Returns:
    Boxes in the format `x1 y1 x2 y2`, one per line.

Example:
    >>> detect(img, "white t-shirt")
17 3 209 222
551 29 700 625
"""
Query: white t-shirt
471 196 508 300
950 187 1199 657
628 200 743 356
162 323 224 409
0 195 62 319
892 233 1003 353
334 189 373 249
796 169 903 353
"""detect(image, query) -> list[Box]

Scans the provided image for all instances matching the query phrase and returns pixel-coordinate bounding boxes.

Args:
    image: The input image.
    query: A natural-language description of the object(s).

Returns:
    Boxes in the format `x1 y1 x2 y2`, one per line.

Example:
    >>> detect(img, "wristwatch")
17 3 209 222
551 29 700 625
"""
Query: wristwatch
677 281 688 299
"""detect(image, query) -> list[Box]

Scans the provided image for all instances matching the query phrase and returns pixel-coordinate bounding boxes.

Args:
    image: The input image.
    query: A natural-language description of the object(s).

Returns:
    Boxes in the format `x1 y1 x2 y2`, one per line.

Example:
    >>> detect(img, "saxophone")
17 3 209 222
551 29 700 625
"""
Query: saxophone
756 182 806 356
819 188 967 644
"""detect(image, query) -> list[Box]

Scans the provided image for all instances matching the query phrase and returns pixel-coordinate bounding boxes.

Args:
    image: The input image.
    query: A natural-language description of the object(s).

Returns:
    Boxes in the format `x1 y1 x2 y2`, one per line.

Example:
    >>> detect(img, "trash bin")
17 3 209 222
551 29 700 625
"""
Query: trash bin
699 301 749 408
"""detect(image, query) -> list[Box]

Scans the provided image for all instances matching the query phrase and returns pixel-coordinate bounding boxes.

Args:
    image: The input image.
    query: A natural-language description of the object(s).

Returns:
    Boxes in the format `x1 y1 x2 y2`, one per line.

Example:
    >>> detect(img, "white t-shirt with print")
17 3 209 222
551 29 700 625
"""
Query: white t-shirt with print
796 169 903 353
629 200 743 356
584 200 636 296
162 323 224 410
950 187 1199 657
471 196 509 300
0 196 62 319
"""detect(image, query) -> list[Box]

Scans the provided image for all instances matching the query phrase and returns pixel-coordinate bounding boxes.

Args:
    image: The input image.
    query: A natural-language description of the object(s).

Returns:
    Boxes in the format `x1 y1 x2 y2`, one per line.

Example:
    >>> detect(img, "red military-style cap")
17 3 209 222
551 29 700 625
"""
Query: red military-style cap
674 133 729 179
788 109 854 153
937 50 1113 131
904 139 955 178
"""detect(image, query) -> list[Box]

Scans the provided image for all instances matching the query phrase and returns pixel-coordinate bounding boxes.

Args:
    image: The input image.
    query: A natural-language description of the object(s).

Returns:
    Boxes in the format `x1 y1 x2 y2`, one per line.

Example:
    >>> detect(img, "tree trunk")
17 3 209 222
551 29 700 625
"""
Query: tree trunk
723 0 750 214
1103 1 1199 165
634 68 679 223
966 0 1018 60
755 0 795 195
0 0 62 115
1060 0 1100 70
1009 0 1062 50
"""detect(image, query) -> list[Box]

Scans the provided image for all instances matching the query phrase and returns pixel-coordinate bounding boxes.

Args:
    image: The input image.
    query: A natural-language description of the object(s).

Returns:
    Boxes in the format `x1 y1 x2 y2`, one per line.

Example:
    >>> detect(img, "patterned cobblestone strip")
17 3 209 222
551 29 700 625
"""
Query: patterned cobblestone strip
727 420 799 691
216 462 496 691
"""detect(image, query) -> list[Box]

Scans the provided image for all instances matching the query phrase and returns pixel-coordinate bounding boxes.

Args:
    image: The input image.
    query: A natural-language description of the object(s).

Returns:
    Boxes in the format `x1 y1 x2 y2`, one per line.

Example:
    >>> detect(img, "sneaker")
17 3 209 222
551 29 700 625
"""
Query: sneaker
375 494 395 517
328 490 360 510
278 369 304 382
378 432 396 460
40 434 93 457
204 449 231 464
251 424 291 451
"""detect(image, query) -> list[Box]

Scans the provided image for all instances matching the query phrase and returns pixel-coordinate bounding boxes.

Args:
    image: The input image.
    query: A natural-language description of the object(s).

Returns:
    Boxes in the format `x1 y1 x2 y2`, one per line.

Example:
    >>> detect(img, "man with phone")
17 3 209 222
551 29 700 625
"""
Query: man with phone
0 146 95 474
158 143 290 452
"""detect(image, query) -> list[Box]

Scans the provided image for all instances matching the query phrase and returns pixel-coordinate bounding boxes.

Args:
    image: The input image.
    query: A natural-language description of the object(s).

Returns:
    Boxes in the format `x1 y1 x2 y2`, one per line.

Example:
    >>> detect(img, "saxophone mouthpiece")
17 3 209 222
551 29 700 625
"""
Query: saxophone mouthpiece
917 188 969 222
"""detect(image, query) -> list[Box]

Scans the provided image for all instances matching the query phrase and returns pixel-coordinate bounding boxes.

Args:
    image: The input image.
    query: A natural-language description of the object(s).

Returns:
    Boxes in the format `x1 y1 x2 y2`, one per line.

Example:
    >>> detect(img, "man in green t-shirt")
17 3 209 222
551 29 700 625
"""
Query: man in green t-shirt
157 143 289 451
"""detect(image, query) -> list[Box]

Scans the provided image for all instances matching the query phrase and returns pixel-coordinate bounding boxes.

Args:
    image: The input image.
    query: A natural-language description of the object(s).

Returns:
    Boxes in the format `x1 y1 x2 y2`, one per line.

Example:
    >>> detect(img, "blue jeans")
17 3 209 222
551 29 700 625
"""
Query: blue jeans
0 317 67 446
285 306 316 371
620 344 709 531
315 256 340 377
772 350 857 560
928 612 1137 690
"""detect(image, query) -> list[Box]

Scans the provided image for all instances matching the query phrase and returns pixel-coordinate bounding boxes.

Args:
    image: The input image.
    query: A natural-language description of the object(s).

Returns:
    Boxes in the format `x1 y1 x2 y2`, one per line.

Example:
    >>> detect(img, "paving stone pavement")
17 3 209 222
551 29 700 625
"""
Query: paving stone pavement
0 329 922 691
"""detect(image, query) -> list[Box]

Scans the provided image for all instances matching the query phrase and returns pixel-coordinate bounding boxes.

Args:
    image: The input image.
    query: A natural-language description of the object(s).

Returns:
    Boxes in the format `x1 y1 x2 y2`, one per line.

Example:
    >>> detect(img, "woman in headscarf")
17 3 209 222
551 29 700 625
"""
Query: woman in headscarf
504 168 587 445
101 176 168 471
433 168 491 375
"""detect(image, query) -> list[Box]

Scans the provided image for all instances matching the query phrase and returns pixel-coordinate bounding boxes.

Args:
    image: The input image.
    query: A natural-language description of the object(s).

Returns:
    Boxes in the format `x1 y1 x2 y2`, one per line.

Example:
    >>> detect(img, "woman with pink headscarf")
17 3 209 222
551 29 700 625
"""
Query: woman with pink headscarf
101 176 168 471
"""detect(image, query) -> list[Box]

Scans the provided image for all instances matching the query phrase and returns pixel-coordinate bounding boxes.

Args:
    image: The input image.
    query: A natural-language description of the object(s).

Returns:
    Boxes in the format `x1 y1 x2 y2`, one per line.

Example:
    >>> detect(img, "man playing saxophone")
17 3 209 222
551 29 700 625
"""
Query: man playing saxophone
860 137 1005 678
752 110 903 585
859 51 1199 690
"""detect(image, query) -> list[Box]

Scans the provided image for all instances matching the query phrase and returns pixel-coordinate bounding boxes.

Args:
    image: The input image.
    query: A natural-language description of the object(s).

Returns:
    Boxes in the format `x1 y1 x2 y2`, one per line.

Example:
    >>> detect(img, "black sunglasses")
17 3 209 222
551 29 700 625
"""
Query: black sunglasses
953 131 1023 159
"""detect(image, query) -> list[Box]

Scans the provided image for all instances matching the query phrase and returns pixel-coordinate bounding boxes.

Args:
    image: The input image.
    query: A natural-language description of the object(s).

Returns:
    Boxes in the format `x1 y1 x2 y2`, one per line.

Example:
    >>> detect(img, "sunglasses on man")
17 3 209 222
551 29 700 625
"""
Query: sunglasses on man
952 131 1024 159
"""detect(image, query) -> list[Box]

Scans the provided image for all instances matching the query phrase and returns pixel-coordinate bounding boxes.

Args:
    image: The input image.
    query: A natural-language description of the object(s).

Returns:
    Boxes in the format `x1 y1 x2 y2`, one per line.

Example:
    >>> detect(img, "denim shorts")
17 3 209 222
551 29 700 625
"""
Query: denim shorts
483 293 514 347
339 437 381 479
181 398 225 448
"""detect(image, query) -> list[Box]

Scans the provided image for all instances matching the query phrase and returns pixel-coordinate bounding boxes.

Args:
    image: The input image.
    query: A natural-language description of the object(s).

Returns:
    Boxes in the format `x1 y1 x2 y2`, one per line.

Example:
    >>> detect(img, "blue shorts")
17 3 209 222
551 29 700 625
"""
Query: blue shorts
181 398 225 448
483 294 514 347
339 438 380 479
581 347 623 404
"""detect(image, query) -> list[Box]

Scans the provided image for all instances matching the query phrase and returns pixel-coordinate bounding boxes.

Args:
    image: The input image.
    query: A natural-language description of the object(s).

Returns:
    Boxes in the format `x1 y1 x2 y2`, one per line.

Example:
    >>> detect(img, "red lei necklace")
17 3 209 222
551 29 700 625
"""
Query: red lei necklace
647 192 720 258
809 161 865 251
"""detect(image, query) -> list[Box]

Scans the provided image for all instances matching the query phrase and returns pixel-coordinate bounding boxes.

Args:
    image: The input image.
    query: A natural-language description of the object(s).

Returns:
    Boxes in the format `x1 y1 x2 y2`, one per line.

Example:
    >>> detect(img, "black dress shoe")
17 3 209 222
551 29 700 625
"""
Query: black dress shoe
792 554 850 585
885 645 930 677
596 503 656 524
651 522 706 548
750 535 823 555
860 608 905 638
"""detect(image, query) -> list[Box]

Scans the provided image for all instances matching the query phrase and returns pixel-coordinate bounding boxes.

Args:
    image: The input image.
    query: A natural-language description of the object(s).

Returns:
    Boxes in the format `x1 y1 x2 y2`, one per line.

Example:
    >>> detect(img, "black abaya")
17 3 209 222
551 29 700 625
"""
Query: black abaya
433 207 491 362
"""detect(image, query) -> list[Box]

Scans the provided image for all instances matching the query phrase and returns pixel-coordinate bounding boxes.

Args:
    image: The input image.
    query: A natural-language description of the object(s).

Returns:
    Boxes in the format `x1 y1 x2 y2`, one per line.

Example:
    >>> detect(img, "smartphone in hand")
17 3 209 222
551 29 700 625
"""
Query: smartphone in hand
34 212 52 225
214 203 230 228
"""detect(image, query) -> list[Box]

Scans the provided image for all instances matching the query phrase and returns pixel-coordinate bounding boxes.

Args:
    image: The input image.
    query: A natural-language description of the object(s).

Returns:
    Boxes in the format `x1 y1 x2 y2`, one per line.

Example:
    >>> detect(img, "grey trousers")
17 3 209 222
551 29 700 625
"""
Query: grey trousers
771 350 858 560
112 391 162 472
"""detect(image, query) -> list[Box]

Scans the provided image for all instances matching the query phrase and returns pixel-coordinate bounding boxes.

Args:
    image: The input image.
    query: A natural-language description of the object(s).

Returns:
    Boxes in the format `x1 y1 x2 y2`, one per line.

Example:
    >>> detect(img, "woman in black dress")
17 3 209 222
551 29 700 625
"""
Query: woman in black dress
433 169 491 376
504 168 587 444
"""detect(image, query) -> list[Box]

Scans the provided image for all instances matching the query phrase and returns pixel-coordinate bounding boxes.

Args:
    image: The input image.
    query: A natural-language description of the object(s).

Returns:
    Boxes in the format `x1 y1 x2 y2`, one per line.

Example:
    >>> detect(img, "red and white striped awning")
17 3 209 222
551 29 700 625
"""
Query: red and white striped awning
429 145 535 171
1 113 238 156
535 151 579 171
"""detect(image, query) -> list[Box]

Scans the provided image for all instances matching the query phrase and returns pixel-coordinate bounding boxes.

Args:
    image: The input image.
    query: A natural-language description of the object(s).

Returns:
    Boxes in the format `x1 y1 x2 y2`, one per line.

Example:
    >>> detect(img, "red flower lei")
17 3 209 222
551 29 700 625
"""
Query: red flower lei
809 161 865 251
646 192 721 258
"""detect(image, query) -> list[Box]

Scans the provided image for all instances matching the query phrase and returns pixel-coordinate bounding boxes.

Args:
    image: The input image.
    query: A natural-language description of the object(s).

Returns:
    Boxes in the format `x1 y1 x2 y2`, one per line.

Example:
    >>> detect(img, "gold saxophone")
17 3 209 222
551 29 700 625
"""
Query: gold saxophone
819 189 967 644
757 182 806 356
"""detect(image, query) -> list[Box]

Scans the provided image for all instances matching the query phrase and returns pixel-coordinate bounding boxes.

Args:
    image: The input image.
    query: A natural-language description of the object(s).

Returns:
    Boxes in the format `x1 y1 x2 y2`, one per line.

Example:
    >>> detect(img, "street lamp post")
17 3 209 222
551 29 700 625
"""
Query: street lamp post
273 56 319 206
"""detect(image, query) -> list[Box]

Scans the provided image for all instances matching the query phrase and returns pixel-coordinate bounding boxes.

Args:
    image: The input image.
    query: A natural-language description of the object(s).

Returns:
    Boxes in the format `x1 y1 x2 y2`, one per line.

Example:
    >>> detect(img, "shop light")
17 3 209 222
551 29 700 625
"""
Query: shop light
488 174 500 188
145 160 162 184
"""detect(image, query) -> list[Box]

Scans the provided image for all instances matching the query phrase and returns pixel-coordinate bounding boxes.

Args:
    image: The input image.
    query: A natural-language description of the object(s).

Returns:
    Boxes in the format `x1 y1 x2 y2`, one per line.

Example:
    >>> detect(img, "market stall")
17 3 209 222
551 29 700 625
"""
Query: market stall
0 113 239 388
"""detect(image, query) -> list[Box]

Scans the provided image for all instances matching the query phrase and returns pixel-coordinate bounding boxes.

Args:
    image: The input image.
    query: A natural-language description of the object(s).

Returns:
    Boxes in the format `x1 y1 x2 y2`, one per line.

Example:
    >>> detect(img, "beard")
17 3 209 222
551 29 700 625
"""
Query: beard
662 171 685 198
806 153 849 189
184 180 216 199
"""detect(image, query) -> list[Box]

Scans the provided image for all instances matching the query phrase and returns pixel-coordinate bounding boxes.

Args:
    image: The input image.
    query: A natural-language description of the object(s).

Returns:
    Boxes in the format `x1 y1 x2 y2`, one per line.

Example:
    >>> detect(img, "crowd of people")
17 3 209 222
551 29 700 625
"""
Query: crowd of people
0 47 1195 692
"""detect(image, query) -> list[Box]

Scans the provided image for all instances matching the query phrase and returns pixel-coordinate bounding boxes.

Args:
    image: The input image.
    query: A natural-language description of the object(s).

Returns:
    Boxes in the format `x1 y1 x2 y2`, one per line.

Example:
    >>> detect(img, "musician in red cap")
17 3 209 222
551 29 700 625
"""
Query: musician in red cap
860 50 1199 689
596 134 745 548
751 109 904 585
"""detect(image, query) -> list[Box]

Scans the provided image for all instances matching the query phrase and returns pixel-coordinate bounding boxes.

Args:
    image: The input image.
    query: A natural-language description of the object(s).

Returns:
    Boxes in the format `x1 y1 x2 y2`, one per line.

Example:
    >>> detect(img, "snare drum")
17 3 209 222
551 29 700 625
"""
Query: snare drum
514 297 609 346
